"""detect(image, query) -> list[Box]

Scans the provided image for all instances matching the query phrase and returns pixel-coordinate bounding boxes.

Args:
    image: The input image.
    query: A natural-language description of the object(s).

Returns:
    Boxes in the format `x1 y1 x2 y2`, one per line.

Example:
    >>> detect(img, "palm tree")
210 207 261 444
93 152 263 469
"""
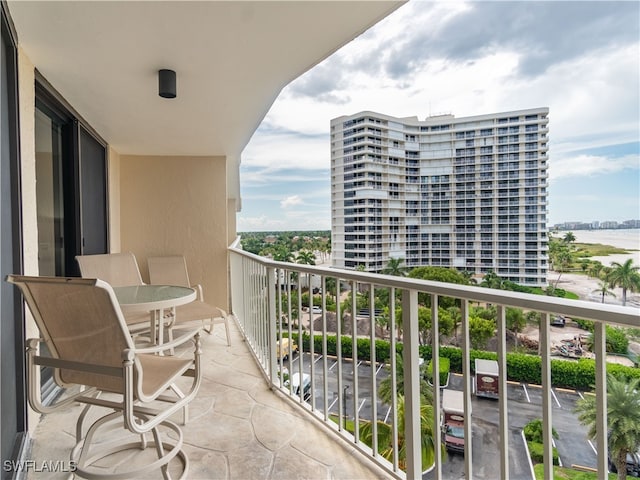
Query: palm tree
359 395 441 472
378 353 433 406
587 262 605 280
551 247 573 289
575 374 640 479
382 257 408 277
296 249 316 265
272 245 294 263
607 259 640 306
592 280 616 304
480 270 505 290
562 231 576 244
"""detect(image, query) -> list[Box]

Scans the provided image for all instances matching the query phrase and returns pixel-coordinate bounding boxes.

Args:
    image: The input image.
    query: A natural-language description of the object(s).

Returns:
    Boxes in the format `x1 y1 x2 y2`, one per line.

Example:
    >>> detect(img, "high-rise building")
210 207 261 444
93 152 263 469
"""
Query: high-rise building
330 108 550 287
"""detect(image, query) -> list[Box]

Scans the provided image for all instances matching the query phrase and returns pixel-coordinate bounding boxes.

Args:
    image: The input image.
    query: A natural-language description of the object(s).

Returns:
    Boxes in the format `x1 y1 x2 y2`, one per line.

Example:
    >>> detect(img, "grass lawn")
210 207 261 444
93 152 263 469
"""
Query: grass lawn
573 242 631 257
533 464 617 479
529 286 580 300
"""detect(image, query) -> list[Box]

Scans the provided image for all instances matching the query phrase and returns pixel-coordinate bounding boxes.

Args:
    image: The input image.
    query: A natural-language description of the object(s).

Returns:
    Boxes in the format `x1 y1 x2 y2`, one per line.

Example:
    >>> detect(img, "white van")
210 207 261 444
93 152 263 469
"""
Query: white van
284 372 311 400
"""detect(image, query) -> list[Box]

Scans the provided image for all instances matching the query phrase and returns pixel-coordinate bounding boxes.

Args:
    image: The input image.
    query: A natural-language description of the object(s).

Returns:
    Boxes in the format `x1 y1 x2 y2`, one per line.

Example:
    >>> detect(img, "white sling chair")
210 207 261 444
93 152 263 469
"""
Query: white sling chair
76 252 151 333
147 255 231 346
7 275 202 480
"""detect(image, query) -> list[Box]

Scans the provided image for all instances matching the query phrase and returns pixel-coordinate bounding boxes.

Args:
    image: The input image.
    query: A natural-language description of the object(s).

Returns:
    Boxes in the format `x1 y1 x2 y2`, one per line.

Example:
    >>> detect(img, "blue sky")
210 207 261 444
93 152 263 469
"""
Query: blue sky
237 1 640 232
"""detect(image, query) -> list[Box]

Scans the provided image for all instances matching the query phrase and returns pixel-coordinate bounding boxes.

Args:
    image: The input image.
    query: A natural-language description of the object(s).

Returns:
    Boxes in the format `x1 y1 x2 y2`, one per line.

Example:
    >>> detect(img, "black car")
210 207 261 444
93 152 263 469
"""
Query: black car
551 315 566 327
609 449 640 476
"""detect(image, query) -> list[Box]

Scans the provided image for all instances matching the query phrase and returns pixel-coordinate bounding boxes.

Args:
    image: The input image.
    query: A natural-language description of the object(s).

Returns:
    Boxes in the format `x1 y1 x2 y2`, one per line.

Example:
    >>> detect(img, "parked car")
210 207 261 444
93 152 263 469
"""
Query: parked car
609 448 640 476
551 315 566 327
302 306 322 313
284 372 311 400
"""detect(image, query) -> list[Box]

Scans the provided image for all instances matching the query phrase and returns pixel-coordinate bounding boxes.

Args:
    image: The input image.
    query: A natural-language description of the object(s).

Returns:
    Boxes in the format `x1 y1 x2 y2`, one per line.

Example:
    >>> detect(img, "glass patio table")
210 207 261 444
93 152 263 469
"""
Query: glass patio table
113 285 196 348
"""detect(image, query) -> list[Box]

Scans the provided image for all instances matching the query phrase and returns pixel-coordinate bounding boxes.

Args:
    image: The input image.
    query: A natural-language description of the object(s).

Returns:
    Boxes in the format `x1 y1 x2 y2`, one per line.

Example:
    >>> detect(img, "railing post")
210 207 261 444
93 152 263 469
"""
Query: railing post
228 250 243 329
402 289 421 480
390 288 399 473
351 281 359 442
540 312 553 480
496 305 509 480
594 322 608 480
267 266 277 386
461 300 473 480
369 283 378 458
431 294 441 479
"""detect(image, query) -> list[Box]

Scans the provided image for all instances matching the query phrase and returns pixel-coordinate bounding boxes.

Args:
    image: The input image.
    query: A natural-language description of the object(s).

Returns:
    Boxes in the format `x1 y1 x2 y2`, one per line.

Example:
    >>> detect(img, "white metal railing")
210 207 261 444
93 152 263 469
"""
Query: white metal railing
228 239 639 480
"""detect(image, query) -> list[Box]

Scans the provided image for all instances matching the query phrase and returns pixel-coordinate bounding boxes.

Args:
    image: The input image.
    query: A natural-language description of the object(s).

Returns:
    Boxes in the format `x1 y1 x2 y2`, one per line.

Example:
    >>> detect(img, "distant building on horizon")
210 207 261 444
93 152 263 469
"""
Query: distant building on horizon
330 108 550 287
552 219 640 231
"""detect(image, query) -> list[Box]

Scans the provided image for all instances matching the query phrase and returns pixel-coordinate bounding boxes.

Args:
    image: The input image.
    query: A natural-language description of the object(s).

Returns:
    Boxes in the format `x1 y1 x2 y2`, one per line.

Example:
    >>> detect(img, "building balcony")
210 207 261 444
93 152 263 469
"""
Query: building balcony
217 241 638 480
26 319 381 480
16 258 640 479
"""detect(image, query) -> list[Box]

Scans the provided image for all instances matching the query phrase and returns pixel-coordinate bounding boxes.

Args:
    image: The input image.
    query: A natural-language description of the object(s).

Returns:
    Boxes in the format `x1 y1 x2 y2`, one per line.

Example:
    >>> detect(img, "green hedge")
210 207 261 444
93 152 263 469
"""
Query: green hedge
427 357 451 386
283 333 639 390
527 441 559 465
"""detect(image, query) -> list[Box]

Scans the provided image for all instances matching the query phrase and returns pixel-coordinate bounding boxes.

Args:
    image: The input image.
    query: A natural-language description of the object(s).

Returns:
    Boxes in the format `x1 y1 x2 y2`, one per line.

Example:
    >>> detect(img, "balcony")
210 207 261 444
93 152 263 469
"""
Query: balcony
26 319 381 480
222 242 638 479
22 247 640 479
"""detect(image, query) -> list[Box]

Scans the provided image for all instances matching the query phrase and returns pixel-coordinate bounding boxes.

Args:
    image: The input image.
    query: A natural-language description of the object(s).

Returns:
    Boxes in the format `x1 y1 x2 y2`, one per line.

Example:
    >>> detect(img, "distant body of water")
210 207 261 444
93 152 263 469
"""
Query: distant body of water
564 228 640 267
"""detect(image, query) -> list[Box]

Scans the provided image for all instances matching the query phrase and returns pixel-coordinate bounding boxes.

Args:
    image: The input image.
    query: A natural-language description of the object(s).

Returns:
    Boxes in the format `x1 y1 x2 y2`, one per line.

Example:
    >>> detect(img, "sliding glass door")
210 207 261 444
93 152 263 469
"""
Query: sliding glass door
35 102 67 275
35 82 108 278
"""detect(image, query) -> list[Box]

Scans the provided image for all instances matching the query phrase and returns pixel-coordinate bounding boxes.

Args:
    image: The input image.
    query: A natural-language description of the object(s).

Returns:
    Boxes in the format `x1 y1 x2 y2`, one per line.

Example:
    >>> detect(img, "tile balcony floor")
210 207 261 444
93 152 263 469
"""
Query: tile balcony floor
26 318 385 480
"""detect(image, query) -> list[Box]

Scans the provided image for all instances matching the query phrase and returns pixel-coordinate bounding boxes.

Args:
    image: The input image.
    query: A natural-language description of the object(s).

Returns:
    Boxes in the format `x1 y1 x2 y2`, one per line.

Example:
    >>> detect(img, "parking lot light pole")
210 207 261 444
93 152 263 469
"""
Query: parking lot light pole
343 385 350 420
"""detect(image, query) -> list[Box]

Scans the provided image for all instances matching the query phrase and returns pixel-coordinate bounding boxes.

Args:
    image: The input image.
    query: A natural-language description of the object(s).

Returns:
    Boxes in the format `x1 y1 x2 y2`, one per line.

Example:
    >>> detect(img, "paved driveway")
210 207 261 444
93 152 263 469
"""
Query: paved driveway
285 353 597 479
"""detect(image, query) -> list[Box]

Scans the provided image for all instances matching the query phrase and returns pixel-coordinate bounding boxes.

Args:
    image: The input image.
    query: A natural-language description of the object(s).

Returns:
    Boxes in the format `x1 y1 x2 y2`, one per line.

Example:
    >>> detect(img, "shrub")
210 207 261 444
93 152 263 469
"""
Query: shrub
524 419 558 443
604 326 629 354
426 357 450 386
527 441 559 465
289 334 640 390
574 318 595 331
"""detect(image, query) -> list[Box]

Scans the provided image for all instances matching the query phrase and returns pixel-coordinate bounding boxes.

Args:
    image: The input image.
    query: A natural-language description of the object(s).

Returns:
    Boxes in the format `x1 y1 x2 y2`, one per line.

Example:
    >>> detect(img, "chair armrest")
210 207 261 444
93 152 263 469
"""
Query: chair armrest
191 284 204 301
25 338 101 414
132 328 200 355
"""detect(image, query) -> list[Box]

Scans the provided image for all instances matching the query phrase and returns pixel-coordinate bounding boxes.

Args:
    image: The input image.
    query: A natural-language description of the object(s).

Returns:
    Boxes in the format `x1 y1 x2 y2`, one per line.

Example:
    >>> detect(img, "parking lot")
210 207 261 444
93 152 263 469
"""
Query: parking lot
279 351 598 480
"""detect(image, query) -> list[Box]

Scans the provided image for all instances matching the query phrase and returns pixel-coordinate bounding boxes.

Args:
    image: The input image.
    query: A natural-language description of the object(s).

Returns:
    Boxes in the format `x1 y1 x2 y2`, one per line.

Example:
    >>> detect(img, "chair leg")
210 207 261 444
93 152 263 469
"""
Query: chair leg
223 316 231 346
167 325 176 356
71 412 188 480
203 318 212 335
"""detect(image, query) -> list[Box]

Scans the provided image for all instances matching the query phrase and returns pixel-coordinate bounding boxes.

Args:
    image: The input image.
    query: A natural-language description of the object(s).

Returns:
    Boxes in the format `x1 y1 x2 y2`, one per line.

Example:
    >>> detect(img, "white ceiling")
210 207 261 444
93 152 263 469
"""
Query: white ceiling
8 1 403 161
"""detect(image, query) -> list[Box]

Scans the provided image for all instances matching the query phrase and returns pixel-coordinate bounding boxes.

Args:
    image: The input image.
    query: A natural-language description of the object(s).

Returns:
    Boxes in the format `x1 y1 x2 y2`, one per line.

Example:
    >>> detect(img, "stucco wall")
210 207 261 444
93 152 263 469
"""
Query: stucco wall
17 48 37 279
119 155 229 311
107 146 121 253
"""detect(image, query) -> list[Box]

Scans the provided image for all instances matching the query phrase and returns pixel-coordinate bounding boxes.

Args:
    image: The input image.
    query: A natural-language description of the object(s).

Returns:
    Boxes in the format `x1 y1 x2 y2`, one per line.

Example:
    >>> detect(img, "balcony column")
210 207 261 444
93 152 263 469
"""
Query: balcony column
402 289 421 480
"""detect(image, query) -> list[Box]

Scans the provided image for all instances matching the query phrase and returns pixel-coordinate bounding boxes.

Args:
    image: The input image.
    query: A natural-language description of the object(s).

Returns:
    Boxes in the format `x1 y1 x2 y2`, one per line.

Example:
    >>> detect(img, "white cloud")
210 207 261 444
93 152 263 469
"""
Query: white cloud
280 195 303 208
550 154 639 180
238 0 640 230
237 215 288 232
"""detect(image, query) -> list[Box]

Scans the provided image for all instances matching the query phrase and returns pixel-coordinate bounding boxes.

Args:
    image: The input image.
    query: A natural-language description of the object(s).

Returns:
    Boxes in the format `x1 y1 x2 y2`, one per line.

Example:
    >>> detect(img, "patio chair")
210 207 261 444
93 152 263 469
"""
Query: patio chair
76 252 151 332
147 255 231 346
7 274 202 480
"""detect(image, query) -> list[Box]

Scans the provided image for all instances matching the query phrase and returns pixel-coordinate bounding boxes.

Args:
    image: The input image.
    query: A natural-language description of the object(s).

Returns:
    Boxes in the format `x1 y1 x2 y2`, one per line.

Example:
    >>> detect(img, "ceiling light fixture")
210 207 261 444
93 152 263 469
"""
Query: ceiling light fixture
158 69 176 99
